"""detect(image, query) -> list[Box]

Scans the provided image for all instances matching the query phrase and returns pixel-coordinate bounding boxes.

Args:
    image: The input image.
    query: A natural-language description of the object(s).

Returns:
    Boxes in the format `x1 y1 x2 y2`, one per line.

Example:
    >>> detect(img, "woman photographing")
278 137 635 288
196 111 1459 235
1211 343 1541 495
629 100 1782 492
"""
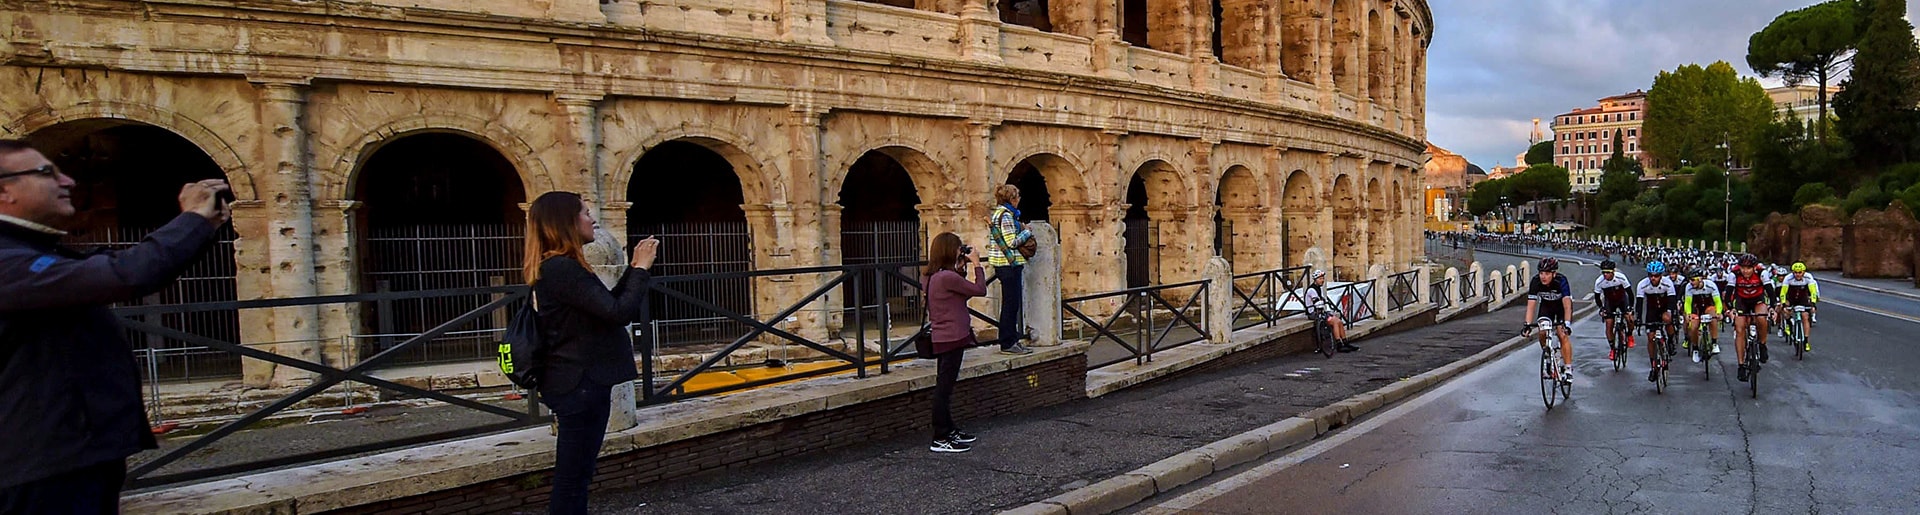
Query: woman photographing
923 232 988 453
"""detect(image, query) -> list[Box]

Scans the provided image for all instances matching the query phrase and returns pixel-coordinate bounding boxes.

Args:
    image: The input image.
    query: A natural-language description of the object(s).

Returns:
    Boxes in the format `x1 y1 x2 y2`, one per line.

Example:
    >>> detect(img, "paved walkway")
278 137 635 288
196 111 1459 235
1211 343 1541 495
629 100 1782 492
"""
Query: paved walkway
576 306 1529 515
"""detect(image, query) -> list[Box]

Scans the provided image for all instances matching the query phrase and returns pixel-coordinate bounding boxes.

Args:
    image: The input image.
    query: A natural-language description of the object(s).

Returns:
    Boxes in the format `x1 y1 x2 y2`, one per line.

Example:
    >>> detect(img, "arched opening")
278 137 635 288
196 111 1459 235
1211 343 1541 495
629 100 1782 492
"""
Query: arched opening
27 120 239 382
1331 174 1360 279
1367 177 1389 267
354 132 526 366
836 150 924 327
999 0 1051 31
1122 0 1149 47
1005 159 1055 222
629 140 754 349
1124 161 1183 288
1210 0 1225 60
1281 170 1317 268
1331 0 1359 96
1368 9 1389 102
1282 0 1316 84
1216 166 1260 270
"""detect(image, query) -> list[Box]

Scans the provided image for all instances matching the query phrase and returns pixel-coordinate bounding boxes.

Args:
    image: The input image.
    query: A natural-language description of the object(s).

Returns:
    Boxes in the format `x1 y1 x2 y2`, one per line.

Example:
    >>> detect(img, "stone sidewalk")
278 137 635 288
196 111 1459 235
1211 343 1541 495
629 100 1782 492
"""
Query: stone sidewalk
574 306 1529 515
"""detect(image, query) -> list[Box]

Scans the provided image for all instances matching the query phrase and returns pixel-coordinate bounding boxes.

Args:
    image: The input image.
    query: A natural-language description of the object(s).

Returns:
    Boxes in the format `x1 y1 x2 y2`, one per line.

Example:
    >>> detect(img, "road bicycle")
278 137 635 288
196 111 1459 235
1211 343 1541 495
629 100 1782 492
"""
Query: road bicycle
1783 305 1812 360
1692 313 1717 380
1643 319 1671 394
1530 317 1571 409
1311 311 1340 358
1738 313 1766 398
1607 308 1631 372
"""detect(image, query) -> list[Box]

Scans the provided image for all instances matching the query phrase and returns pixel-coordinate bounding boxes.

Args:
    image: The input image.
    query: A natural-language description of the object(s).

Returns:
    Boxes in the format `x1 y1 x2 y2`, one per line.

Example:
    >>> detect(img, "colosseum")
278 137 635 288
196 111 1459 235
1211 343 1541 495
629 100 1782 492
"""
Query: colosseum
1 0 1430 385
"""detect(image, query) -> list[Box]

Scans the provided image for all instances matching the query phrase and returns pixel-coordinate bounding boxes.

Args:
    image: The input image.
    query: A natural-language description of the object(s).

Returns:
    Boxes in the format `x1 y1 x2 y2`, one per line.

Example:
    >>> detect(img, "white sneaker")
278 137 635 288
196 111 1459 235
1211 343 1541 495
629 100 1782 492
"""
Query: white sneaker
1692 350 1701 363
1561 368 1575 386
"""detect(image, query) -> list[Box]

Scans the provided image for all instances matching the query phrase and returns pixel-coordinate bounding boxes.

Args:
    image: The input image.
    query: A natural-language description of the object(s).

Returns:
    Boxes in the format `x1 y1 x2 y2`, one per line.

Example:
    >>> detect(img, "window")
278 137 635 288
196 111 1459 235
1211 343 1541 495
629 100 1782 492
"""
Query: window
1629 128 1638 137
1630 142 1637 152
1630 112 1637 121
1602 130 1609 139
1561 146 1569 154
1604 144 1610 153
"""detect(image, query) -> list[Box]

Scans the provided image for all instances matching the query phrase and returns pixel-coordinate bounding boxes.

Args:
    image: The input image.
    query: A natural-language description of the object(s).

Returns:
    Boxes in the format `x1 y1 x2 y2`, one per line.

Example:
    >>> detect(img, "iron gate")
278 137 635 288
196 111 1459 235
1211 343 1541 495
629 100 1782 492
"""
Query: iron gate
358 224 524 365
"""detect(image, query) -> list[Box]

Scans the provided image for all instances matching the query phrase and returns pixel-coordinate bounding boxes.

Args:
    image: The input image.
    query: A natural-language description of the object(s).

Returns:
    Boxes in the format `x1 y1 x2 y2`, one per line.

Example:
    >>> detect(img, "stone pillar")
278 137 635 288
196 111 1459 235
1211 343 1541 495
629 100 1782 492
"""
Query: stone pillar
1023 222 1064 347
1203 256 1232 343
959 0 1004 64
1397 18 1416 132
1365 264 1388 320
1050 203 1125 314
555 95 602 207
311 200 361 375
241 81 324 387
1221 206 1269 272
1466 261 1483 298
1416 264 1431 304
780 0 833 45
1048 0 1099 38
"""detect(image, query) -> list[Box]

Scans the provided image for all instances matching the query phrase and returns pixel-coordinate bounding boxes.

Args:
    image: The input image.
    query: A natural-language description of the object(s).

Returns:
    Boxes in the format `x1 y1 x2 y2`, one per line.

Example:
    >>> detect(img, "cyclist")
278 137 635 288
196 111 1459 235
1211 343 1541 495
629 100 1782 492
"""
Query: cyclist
1778 263 1820 352
1634 261 1678 383
1592 260 1636 359
1681 272 1723 364
1304 270 1358 353
1525 257 1575 384
1712 264 1736 307
1728 256 1772 382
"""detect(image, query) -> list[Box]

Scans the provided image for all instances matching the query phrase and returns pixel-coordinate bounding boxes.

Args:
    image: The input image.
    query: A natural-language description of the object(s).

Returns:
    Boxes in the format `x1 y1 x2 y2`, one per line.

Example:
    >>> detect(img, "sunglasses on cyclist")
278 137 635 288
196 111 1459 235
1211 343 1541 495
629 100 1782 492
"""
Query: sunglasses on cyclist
0 164 60 181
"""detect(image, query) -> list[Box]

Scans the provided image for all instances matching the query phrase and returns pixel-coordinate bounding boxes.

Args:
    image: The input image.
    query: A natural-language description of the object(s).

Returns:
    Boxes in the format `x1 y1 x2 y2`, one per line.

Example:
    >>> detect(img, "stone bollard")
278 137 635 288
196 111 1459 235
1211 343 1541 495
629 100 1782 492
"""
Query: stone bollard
1365 264 1390 320
1417 265 1433 305
1023 222 1063 347
1204 257 1233 343
1467 262 1485 299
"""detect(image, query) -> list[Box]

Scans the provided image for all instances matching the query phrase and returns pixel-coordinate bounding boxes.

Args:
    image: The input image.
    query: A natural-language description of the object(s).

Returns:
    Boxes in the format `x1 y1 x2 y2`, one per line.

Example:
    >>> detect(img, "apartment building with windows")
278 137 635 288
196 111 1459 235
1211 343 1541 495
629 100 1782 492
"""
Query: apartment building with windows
1550 90 1651 192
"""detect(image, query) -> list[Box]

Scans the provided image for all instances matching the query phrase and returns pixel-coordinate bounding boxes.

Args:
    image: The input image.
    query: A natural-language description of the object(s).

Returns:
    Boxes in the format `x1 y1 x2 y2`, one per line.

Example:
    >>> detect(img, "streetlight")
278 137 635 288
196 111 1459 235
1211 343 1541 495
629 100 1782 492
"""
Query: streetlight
1717 133 1731 245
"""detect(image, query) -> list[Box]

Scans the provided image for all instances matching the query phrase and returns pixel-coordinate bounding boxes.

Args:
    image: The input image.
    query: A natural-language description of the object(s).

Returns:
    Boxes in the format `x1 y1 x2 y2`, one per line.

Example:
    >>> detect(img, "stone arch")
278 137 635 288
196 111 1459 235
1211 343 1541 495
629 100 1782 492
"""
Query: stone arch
999 147 1093 207
607 127 777 206
1330 0 1361 97
1367 7 1390 102
826 142 950 204
327 114 552 202
1367 176 1390 268
1282 169 1319 268
6 102 255 200
1332 173 1361 279
1215 165 1263 270
1124 157 1196 209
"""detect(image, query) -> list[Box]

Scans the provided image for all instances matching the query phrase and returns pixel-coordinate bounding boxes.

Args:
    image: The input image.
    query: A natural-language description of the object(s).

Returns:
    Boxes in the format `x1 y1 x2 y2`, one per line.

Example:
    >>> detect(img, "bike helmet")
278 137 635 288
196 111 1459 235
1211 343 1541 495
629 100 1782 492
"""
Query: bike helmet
1738 255 1758 267
1311 270 1328 281
1599 259 1617 271
1539 257 1559 272
1646 261 1666 275
1792 262 1807 272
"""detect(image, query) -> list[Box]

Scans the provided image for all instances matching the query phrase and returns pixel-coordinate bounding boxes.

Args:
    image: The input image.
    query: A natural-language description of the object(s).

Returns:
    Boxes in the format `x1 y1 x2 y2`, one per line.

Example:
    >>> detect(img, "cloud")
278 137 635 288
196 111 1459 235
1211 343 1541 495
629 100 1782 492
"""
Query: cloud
1422 0 1920 169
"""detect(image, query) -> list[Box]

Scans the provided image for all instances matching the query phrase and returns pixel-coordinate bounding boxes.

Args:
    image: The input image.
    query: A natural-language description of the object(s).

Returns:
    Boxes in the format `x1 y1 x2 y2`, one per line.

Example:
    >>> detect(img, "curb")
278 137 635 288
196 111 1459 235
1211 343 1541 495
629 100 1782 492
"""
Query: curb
1007 303 1599 515
1824 278 1920 302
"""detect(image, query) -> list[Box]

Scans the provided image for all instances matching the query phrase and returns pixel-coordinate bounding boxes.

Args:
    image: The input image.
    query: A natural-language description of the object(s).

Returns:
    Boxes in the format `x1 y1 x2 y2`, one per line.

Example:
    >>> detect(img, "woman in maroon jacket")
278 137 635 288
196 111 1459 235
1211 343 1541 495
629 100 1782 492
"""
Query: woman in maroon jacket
922 232 988 453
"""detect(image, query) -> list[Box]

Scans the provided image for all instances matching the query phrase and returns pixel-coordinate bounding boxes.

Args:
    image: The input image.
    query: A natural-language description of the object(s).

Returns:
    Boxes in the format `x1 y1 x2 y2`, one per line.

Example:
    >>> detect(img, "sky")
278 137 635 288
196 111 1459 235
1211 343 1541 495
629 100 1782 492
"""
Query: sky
1425 0 1920 169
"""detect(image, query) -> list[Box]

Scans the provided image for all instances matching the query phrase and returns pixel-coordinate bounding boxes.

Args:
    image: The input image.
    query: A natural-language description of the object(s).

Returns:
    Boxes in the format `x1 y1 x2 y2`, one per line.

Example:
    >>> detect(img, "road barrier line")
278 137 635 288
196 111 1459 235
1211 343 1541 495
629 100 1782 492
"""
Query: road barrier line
1825 299 1920 325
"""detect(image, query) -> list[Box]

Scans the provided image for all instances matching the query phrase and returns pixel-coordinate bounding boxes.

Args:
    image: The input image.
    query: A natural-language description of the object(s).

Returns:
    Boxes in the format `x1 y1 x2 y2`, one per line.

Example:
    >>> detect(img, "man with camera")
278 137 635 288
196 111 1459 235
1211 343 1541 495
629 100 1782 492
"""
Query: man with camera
0 139 232 513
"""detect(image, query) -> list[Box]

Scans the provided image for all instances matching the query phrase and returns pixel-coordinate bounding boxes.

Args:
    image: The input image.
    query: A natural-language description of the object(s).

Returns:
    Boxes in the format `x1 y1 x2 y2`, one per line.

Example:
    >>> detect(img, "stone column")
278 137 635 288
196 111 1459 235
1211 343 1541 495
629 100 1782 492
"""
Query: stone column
1365 264 1388 320
1023 222 1064 347
1186 0 1219 93
1203 256 1233 343
310 200 361 376
1397 18 1416 132
556 95 602 208
1048 0 1099 37
242 81 324 387
1352 3 1371 120
959 0 1005 64
1416 264 1431 304
1049 203 1125 301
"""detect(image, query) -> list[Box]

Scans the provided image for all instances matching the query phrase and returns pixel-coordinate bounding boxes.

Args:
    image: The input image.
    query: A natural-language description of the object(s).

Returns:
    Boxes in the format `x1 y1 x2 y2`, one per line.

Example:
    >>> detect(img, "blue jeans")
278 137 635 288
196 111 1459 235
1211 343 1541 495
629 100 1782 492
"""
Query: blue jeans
995 265 1025 349
541 380 614 515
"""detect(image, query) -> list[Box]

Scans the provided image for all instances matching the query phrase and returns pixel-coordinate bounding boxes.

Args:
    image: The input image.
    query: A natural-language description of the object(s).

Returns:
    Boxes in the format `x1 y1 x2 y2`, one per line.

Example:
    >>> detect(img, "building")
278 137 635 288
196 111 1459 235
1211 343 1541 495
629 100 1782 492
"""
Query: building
1423 143 1474 221
1551 90 1651 193
2 0 1433 387
1767 84 1843 126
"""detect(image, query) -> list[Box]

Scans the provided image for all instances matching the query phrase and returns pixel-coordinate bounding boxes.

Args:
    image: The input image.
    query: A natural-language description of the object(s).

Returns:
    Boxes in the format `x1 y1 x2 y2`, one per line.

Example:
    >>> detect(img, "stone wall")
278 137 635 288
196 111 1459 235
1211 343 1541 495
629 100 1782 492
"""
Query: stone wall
1747 205 1846 271
330 352 1088 515
1748 202 1919 278
1842 201 1920 278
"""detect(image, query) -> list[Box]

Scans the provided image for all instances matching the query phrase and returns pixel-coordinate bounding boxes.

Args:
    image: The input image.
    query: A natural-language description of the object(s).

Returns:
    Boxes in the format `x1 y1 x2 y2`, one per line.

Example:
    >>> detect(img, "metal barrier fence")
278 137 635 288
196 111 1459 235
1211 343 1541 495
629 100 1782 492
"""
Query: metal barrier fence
359 224 524 367
1386 270 1420 312
1430 275 1455 309
633 262 996 405
1459 270 1478 300
1330 280 1378 322
73 226 243 382
1228 265 1313 330
1062 280 1210 369
112 286 545 489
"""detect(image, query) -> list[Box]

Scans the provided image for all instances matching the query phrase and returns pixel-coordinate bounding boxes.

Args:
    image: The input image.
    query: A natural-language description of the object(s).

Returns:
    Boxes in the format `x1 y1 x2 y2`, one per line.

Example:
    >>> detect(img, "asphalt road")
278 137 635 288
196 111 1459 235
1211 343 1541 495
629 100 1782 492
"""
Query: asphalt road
1143 246 1920 514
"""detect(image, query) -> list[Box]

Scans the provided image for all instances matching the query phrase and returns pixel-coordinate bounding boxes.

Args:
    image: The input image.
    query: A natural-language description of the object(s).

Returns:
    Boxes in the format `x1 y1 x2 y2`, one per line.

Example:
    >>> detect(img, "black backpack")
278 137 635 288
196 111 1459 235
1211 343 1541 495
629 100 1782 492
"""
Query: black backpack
496 293 543 390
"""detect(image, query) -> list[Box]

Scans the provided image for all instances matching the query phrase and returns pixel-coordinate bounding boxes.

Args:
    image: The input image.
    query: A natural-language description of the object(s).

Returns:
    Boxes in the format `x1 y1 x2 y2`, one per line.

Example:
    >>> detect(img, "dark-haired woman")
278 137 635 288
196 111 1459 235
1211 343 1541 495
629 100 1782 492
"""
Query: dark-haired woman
523 191 659 514
923 232 987 453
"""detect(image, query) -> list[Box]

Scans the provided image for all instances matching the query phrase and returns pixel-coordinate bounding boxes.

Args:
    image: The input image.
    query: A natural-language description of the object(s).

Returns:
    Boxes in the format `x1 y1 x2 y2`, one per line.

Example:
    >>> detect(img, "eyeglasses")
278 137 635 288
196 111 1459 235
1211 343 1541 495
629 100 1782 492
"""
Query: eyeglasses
0 164 59 181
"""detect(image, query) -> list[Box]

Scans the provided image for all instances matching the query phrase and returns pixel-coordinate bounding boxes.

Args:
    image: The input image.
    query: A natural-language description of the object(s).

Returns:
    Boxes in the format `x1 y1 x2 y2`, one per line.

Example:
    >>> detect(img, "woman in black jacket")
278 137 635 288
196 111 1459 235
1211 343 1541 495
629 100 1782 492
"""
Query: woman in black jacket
523 191 658 515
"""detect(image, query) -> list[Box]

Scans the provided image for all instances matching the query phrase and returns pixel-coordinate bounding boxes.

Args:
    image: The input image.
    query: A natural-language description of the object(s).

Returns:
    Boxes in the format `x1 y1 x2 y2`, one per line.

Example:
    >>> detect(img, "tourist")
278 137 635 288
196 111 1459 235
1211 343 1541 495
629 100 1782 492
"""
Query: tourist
923 232 986 453
522 191 658 515
0 140 231 512
985 184 1034 355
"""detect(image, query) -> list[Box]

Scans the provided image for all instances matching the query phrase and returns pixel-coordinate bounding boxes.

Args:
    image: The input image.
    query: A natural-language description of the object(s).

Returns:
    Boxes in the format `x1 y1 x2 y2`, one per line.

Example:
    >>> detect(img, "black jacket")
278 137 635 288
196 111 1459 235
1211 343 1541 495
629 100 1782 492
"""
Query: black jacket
532 256 648 397
0 213 218 488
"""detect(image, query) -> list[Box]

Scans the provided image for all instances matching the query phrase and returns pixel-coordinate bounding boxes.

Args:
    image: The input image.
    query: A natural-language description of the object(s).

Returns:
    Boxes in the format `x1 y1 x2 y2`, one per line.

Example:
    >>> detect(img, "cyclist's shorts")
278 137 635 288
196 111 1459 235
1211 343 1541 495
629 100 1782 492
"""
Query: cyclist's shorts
1784 296 1815 308
1731 297 1767 315
1601 308 1628 320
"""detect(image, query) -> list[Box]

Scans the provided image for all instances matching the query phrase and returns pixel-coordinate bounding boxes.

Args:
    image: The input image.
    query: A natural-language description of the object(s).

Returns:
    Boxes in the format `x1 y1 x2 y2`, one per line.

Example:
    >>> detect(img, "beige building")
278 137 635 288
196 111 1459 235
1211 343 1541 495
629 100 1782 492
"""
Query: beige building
1422 143 1471 221
1552 91 1650 192
3 0 1431 387
1767 84 1843 126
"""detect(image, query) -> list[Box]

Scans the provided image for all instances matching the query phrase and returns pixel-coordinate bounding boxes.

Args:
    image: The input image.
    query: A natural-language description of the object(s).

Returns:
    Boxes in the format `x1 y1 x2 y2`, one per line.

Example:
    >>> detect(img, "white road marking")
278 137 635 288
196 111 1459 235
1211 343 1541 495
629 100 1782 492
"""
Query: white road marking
1824 299 1920 325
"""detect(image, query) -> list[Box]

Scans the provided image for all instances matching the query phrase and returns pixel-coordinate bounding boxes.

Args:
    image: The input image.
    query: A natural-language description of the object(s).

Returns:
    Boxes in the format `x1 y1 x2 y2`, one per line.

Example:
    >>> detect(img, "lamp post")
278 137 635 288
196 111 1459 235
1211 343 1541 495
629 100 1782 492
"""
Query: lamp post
1717 133 1731 246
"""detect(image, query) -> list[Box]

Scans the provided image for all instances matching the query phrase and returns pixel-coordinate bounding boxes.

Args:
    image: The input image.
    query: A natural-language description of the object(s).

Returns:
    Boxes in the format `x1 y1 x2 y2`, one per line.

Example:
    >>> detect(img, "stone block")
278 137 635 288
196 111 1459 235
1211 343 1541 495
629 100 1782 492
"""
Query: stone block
1133 453 1212 492
1046 473 1155 515
1260 417 1319 455
429 373 480 391
1196 432 1267 471
1841 201 1919 278
1000 502 1070 515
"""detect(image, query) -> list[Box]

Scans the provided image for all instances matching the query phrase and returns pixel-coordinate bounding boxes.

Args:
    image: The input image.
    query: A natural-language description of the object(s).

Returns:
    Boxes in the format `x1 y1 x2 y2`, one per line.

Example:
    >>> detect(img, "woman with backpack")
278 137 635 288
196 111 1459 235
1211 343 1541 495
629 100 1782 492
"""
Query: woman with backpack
923 232 987 453
522 191 659 514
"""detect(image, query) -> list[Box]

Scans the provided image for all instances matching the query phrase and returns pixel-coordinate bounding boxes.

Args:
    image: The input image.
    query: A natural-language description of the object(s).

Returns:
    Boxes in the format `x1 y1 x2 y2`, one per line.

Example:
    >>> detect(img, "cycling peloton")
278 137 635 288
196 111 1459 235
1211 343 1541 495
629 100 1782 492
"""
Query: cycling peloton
1525 258 1576 385
1592 260 1636 358
1680 272 1723 363
1779 262 1821 352
1634 261 1679 383
1728 256 1773 382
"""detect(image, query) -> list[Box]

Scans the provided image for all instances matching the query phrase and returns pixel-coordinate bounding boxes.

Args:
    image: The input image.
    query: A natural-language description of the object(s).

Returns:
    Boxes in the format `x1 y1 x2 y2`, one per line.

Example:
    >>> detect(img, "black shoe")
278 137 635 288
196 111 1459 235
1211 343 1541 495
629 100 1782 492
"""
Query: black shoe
1737 364 1750 383
1337 343 1360 353
948 429 977 444
1648 368 1660 383
929 438 972 453
1760 344 1770 364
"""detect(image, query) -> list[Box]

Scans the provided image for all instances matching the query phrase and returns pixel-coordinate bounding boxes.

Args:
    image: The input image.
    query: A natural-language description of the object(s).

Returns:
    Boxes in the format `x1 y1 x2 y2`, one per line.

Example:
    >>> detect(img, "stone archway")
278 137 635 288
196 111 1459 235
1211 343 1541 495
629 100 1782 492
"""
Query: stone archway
628 139 755 348
1367 176 1390 269
1124 159 1193 287
1332 174 1361 280
834 148 927 330
1215 165 1265 271
1331 0 1360 97
1282 169 1319 269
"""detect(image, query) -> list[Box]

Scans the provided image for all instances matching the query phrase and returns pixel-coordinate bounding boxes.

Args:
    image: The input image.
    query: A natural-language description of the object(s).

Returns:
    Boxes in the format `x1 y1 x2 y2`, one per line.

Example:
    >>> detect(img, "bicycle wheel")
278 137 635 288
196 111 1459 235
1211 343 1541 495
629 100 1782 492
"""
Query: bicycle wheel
1656 354 1668 394
1317 323 1335 358
1748 339 1761 399
1794 316 1806 361
1540 345 1558 410
1701 332 1712 381
1612 326 1628 372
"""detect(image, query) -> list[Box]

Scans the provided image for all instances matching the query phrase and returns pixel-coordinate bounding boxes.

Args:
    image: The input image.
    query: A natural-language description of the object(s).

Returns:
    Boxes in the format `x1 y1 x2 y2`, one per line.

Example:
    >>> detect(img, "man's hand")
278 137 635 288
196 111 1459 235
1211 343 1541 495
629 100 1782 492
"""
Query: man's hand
631 237 660 270
179 179 232 225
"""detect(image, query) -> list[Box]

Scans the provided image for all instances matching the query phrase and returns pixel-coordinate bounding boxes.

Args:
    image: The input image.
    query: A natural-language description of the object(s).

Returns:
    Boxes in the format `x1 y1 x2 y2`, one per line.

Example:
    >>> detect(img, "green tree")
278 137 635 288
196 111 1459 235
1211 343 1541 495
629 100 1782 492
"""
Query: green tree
1601 132 1644 176
1524 140 1555 165
1833 0 1920 166
1746 0 1861 143
1644 62 1777 170
1467 179 1509 215
1793 182 1838 207
1749 113 1845 207
1506 164 1573 202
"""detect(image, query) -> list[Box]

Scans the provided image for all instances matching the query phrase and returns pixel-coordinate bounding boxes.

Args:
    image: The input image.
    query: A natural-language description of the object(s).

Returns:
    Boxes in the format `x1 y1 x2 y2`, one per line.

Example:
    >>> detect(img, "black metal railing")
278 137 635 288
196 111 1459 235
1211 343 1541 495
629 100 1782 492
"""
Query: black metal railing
1459 271 1478 300
112 286 545 489
1430 275 1454 309
1228 265 1312 330
1327 279 1378 322
1062 280 1211 369
632 262 997 405
1386 270 1420 312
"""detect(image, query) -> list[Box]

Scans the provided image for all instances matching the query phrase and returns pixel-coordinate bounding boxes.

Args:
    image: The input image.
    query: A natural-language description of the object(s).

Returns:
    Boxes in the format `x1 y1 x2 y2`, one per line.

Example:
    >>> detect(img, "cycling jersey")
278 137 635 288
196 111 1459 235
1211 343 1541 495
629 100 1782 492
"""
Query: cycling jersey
1636 277 1677 320
1682 282 1722 315
1779 273 1820 306
1302 286 1336 316
1730 271 1769 314
1527 274 1573 321
1593 274 1633 313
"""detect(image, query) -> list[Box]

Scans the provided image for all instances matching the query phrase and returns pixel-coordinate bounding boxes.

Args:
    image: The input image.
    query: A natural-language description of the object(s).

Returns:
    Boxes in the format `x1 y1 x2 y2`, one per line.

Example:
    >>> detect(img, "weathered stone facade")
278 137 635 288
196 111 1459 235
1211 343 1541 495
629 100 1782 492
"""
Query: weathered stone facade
1749 202 1919 278
1 0 1430 386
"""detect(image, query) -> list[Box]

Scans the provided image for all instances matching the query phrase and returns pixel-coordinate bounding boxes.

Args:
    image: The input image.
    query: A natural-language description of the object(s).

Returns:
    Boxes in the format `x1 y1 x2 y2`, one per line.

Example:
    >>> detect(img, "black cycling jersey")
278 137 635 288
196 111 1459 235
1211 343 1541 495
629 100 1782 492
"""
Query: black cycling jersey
1527 274 1573 321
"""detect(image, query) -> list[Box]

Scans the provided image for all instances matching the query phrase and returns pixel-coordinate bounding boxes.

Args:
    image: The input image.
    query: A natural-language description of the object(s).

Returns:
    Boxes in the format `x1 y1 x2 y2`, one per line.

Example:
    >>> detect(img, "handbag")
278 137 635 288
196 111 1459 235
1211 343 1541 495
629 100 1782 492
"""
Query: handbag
990 209 1037 259
914 276 936 359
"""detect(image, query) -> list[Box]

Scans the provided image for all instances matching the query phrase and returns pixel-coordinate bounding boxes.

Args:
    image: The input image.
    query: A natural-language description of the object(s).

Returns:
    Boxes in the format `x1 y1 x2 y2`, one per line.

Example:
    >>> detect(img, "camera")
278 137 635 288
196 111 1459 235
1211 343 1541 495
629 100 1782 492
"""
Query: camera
960 245 973 256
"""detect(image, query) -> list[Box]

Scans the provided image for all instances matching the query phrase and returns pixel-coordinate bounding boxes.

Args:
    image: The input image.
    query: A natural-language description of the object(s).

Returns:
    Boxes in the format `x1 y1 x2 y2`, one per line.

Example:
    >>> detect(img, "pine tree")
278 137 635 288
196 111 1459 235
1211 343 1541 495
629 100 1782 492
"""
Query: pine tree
1834 0 1920 166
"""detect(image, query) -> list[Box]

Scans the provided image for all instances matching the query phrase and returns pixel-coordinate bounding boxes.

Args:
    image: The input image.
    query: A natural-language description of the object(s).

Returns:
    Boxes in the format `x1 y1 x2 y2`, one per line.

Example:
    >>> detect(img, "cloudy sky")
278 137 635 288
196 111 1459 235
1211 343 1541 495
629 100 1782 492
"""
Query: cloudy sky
1425 0 1920 169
